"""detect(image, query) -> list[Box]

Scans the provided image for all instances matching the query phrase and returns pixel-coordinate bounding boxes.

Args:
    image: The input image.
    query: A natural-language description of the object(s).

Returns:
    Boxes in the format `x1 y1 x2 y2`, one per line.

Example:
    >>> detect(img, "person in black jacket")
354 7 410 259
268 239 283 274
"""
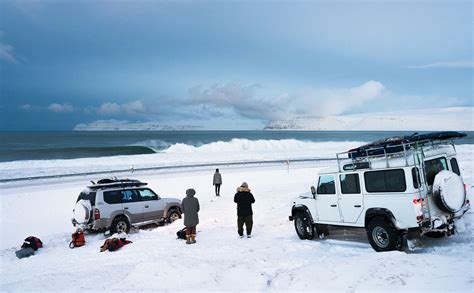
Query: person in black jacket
234 182 255 238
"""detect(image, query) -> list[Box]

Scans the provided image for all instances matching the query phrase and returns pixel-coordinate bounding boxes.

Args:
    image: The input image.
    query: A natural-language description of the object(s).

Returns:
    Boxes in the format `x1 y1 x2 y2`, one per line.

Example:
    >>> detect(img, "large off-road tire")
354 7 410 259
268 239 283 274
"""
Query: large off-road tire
167 209 181 223
111 216 130 234
294 212 315 240
366 217 402 252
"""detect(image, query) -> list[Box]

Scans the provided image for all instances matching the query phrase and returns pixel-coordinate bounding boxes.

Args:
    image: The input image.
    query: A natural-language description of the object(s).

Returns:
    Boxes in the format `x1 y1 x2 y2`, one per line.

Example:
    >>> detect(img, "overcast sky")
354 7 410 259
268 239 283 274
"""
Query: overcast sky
0 0 472 130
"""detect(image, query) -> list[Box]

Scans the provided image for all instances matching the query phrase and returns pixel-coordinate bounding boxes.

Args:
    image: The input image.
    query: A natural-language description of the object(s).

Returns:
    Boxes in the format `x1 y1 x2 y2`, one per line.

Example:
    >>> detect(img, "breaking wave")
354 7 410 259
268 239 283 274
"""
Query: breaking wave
161 139 365 157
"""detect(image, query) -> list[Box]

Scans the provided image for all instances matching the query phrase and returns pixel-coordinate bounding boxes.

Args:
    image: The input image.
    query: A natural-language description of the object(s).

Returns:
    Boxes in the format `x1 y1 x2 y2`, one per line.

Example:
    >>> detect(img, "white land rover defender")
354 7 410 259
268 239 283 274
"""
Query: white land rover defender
289 132 470 252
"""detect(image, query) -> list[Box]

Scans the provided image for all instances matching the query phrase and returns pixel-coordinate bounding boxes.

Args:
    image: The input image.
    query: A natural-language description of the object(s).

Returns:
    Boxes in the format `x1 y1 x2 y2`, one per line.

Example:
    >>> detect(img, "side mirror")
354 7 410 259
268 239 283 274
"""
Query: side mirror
310 186 317 198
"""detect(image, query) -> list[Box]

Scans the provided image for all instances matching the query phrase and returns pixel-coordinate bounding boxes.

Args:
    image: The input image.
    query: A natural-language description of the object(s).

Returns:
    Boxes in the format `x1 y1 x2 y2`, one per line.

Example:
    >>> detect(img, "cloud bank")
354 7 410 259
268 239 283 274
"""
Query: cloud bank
97 100 146 115
0 31 17 64
188 81 386 120
48 103 74 113
409 60 474 69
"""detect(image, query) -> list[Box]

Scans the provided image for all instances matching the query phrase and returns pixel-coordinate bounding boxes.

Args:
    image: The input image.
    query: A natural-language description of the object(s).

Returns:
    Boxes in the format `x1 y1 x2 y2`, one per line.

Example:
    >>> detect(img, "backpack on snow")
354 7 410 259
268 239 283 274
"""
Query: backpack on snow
21 236 43 251
69 228 86 249
176 227 187 240
100 238 132 252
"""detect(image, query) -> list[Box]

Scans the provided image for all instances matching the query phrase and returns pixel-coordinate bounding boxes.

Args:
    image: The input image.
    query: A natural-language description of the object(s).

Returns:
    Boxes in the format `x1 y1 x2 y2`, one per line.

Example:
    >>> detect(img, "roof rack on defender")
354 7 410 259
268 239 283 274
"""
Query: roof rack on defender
88 178 148 190
335 131 466 172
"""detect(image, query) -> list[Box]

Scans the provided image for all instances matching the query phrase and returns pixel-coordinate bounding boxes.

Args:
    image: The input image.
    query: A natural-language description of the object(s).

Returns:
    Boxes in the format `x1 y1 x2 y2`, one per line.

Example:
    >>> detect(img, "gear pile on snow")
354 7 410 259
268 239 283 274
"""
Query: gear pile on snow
15 236 43 259
100 234 132 252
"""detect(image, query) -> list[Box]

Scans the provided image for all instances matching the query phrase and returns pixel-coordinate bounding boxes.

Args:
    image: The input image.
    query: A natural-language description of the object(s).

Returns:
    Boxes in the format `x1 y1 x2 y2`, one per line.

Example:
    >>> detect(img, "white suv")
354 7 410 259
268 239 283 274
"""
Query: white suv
72 178 182 233
289 132 470 252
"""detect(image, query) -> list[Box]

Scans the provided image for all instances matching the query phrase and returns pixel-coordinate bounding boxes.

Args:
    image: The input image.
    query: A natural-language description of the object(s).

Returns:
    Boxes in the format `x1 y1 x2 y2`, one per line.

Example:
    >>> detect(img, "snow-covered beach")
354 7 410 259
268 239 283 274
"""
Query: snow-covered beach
0 141 472 292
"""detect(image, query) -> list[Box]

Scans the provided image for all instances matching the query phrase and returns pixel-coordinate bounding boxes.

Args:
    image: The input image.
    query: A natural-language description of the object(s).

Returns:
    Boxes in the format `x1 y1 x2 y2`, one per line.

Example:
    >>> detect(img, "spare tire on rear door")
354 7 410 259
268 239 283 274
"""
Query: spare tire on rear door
432 170 466 213
73 199 92 225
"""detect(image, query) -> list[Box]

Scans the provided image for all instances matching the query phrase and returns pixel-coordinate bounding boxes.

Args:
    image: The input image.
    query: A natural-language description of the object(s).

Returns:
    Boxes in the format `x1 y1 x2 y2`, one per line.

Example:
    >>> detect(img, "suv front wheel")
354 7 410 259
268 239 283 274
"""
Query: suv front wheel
366 217 401 252
111 216 130 234
294 212 315 240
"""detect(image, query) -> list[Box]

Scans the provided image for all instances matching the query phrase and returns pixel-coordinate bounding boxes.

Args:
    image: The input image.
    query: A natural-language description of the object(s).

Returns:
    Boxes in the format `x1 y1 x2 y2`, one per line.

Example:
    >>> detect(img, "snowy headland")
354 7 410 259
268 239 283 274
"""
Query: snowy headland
0 142 473 291
265 107 474 131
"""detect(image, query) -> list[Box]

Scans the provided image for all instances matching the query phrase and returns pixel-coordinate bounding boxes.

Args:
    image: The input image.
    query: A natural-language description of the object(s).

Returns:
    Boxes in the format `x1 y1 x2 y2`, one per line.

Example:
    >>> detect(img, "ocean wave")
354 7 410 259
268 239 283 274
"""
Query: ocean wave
161 139 366 155
131 139 172 152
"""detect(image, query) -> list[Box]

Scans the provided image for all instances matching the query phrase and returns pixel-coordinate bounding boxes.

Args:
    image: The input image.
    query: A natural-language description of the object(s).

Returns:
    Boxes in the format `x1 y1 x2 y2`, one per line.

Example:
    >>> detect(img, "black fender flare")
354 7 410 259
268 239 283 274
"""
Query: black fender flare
364 208 397 228
290 205 314 223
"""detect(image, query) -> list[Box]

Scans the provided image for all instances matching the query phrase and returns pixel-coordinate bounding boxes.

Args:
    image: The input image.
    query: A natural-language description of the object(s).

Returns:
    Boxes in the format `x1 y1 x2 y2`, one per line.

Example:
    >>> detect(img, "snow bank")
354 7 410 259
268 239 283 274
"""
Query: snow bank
0 149 473 291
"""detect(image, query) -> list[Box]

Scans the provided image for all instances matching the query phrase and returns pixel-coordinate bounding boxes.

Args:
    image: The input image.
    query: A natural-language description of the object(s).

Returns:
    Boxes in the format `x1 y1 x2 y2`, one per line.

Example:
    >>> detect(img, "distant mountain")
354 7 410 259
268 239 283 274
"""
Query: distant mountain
264 107 473 131
74 120 202 131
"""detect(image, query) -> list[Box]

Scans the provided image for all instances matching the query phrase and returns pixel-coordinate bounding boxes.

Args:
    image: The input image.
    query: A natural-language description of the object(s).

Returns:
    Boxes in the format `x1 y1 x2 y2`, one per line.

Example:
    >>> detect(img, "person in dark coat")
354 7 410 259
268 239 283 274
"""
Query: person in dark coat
181 188 200 244
234 182 255 238
213 169 222 196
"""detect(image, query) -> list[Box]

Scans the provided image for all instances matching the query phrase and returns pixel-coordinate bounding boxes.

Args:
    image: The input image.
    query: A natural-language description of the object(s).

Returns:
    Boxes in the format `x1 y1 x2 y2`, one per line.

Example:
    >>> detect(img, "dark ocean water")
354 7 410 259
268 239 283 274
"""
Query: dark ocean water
1 131 472 162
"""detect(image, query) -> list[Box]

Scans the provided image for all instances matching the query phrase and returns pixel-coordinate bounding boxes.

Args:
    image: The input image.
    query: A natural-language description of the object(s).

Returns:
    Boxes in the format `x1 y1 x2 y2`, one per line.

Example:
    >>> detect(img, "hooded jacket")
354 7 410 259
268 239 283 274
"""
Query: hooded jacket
213 172 222 185
234 186 255 216
182 190 200 227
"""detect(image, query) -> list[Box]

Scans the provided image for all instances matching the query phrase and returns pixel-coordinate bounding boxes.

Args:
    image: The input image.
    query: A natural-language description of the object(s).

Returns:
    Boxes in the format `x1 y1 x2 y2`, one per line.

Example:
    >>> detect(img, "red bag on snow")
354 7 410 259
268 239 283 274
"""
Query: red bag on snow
69 228 86 249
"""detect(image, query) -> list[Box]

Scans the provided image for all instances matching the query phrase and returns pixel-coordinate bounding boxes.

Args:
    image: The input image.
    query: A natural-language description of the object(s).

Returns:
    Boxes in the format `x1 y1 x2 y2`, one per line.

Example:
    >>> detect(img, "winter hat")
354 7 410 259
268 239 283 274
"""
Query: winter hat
186 188 196 196
240 182 248 188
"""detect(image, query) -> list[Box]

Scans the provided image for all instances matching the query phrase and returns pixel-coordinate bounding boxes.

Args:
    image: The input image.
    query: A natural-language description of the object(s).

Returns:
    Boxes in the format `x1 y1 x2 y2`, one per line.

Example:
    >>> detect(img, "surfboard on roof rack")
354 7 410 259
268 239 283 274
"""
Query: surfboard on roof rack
88 178 147 190
347 131 467 159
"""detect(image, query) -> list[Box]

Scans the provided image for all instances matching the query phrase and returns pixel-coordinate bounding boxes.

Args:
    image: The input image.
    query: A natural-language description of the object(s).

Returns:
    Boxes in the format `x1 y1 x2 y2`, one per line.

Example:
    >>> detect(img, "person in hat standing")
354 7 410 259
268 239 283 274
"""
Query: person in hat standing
234 182 255 238
182 188 200 244
213 168 222 196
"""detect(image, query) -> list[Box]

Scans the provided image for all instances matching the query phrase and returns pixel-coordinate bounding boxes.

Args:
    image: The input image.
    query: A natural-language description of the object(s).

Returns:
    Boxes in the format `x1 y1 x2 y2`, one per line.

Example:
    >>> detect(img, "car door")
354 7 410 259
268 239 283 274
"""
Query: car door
138 188 166 221
338 173 363 223
121 189 144 224
314 174 342 222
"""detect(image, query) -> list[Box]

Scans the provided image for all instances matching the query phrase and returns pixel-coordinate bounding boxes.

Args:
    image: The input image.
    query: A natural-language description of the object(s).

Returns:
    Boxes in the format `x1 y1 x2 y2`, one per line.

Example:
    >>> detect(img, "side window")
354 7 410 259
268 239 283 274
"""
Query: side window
364 171 385 192
139 189 158 201
121 190 140 203
385 169 406 192
340 174 360 194
365 169 406 193
103 190 122 204
317 175 336 194
450 158 461 176
412 167 421 189
424 157 448 185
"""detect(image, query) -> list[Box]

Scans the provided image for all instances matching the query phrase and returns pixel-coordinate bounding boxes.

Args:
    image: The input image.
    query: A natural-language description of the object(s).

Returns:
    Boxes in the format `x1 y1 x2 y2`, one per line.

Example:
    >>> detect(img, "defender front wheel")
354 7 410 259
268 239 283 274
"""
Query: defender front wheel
366 218 401 252
294 213 315 240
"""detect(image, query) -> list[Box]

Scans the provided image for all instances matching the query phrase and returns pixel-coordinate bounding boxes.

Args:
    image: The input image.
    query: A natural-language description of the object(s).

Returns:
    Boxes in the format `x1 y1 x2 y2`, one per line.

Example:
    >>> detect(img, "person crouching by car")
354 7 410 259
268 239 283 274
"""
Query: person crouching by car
182 188 200 244
234 182 255 238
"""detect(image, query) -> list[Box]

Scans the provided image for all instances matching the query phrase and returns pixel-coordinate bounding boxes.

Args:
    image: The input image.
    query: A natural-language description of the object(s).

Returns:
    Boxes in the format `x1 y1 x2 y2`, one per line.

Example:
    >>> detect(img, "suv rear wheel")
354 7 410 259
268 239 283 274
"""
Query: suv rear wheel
294 212 315 240
111 216 130 234
366 217 401 252
167 209 181 223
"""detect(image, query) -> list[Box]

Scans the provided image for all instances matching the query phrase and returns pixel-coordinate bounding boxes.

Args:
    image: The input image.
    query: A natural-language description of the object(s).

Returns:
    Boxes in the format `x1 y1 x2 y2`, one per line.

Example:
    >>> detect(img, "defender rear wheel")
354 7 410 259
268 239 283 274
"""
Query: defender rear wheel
294 213 315 240
111 216 130 234
366 218 401 252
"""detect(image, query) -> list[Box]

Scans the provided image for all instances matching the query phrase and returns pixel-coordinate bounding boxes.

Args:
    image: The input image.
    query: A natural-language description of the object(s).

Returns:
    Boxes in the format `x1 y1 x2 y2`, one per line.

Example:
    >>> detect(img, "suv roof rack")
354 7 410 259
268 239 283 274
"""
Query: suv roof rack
88 178 148 190
335 131 466 172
